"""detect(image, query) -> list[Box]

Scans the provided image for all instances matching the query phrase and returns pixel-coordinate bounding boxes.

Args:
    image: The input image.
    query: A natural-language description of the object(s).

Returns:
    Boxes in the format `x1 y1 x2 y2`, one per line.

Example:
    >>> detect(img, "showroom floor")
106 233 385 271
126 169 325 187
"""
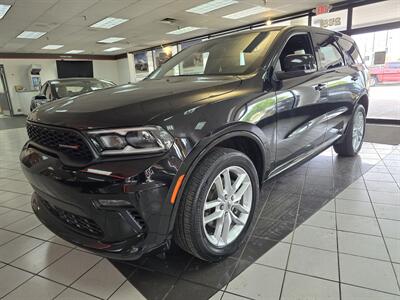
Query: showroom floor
0 126 399 300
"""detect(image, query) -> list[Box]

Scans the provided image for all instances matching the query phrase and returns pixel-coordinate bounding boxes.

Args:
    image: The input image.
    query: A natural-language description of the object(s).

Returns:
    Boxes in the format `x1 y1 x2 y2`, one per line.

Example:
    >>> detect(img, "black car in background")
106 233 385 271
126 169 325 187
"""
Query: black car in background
30 78 115 111
21 26 368 262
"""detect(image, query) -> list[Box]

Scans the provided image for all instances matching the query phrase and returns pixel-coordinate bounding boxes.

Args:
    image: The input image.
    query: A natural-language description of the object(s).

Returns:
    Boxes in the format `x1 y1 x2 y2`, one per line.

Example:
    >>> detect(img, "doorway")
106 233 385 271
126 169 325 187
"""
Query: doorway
0 65 13 117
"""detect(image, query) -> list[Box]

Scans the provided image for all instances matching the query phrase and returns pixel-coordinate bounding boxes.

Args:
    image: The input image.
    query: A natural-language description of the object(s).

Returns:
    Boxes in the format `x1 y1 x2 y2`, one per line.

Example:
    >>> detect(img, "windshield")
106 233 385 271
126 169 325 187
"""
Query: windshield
148 30 278 79
52 79 115 98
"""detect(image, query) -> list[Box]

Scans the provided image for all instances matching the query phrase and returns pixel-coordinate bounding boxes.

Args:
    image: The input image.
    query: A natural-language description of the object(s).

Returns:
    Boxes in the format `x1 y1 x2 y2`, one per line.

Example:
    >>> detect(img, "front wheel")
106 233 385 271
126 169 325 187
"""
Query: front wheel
334 104 366 156
174 147 259 262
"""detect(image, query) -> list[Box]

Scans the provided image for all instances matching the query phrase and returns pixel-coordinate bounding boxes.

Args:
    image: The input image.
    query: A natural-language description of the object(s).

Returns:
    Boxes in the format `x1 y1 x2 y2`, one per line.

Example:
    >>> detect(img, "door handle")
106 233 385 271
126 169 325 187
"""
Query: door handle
314 83 327 91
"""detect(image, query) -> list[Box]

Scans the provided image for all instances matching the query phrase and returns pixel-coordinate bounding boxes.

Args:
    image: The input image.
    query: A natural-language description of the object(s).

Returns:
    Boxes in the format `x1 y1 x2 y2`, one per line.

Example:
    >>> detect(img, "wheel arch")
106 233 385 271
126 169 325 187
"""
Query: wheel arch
166 123 272 234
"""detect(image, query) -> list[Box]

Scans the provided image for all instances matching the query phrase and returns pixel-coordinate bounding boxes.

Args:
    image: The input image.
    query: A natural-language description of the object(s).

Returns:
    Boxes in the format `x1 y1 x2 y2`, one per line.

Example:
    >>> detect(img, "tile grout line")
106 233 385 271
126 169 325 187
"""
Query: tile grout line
277 160 311 300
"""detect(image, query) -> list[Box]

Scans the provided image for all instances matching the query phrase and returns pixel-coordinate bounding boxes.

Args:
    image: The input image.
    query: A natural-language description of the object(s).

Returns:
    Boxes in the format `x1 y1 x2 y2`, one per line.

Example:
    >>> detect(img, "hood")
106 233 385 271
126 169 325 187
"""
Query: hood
29 76 242 130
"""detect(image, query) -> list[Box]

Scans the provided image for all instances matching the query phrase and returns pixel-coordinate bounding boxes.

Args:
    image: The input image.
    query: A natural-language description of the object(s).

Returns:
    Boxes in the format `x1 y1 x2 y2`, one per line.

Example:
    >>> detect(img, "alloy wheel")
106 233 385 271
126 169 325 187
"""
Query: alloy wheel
352 110 365 152
202 166 252 247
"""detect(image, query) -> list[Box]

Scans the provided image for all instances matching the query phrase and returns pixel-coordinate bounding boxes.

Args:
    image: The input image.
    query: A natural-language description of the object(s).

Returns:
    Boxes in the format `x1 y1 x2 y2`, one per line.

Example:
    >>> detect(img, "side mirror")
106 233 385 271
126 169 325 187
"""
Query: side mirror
275 54 317 80
33 95 47 101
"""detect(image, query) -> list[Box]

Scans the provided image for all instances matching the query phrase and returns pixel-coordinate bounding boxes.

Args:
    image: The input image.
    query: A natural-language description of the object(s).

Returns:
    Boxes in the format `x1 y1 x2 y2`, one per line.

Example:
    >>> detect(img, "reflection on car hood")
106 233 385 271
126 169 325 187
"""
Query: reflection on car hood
28 76 242 130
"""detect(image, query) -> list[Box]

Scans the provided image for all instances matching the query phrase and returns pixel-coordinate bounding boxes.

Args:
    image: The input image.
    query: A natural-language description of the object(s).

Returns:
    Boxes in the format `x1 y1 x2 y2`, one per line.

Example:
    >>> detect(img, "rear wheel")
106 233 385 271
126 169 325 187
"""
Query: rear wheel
174 147 259 262
334 104 366 156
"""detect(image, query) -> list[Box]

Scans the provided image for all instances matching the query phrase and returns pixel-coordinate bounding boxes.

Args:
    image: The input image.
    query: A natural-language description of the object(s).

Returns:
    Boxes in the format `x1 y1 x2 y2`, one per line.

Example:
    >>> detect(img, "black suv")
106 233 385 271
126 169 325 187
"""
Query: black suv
21 26 368 262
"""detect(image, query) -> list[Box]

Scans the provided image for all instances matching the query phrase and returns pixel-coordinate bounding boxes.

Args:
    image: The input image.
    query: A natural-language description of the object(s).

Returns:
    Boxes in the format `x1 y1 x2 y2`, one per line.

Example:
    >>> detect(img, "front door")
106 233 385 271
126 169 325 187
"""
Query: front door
273 32 328 169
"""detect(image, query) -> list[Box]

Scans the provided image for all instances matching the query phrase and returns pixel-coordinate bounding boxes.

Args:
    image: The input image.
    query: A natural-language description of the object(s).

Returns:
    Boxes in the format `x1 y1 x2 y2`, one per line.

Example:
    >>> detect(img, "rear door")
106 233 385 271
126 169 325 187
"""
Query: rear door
311 32 359 143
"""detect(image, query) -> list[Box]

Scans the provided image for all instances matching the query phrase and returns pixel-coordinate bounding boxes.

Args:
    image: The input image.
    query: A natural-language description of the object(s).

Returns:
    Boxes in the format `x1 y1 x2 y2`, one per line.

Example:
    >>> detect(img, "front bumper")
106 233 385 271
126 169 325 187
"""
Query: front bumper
20 143 182 260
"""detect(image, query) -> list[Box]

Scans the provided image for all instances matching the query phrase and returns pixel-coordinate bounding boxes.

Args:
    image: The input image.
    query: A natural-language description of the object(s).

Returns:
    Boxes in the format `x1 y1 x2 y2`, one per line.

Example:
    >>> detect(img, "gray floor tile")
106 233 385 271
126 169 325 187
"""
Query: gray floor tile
321 199 335 212
341 284 400 300
281 272 340 300
0 229 19 245
1 194 30 209
374 204 400 221
0 235 43 263
338 231 389 261
287 245 338 281
385 238 400 264
369 191 400 206
0 210 31 228
221 292 247 300
55 288 98 300
336 199 375 217
0 266 32 298
255 242 290 269
39 249 101 285
304 211 336 229
366 181 400 193
109 281 147 300
26 224 55 240
227 264 284 299
5 214 41 233
0 191 20 203
0 206 11 215
292 225 337 251
336 188 370 202
394 263 400 281
12 242 71 273
337 213 381 236
340 253 399 294
379 219 400 240
3 276 65 300
364 172 395 182
72 259 126 299
348 179 367 190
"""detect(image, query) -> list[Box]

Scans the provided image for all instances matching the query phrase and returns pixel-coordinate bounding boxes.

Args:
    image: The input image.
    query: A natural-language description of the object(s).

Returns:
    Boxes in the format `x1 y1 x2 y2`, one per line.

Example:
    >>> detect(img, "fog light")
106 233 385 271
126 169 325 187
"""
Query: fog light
96 199 132 207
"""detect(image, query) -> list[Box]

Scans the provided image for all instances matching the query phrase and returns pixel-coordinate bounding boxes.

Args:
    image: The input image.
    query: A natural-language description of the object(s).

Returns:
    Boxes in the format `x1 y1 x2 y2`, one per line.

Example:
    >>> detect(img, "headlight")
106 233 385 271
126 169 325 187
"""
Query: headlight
87 126 174 155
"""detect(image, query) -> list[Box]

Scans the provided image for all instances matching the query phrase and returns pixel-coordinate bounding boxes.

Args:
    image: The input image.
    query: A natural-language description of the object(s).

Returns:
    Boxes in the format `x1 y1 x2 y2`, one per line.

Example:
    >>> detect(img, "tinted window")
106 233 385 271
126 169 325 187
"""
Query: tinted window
314 33 344 69
338 38 363 65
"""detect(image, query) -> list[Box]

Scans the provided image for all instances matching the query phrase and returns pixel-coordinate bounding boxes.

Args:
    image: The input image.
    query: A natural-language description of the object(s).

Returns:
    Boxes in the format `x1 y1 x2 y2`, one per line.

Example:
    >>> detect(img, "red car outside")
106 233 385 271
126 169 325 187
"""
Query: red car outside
369 61 400 85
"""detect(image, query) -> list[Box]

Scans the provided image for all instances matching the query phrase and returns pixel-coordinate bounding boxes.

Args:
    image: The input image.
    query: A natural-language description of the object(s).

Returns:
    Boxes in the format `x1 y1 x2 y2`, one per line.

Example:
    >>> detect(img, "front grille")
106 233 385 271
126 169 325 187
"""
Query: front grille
27 123 93 163
42 200 103 237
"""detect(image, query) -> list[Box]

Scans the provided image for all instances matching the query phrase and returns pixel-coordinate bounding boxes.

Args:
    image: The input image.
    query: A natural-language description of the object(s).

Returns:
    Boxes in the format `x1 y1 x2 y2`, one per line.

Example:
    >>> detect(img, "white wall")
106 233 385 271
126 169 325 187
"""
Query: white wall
0 57 130 115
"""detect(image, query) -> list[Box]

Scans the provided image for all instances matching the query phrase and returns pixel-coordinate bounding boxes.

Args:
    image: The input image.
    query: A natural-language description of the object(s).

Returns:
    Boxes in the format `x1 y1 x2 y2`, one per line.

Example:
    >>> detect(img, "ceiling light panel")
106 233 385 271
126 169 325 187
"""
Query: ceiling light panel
0 4 11 19
223 6 269 19
65 50 84 54
42 45 64 50
90 17 129 29
17 31 47 39
186 0 238 14
167 26 202 35
98 37 126 44
104 47 123 52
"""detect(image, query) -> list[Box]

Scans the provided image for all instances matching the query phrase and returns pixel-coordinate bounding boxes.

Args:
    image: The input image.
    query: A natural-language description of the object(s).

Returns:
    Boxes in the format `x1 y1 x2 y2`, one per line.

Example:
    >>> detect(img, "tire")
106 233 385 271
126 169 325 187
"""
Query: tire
174 147 259 262
334 104 366 156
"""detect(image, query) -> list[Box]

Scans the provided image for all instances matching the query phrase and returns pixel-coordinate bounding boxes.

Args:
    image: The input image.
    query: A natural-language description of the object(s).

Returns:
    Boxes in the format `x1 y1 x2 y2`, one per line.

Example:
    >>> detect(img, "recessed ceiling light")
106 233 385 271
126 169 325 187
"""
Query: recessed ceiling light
98 37 126 44
0 4 11 19
186 0 238 14
16 31 47 39
104 47 123 52
90 17 129 29
42 45 64 50
167 27 202 35
223 6 269 19
65 50 85 54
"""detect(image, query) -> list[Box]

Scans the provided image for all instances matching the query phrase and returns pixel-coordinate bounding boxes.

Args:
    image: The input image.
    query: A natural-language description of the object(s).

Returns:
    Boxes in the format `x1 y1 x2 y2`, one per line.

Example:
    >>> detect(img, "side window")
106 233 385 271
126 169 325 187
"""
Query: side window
314 33 345 70
40 83 47 95
338 38 363 65
277 33 315 72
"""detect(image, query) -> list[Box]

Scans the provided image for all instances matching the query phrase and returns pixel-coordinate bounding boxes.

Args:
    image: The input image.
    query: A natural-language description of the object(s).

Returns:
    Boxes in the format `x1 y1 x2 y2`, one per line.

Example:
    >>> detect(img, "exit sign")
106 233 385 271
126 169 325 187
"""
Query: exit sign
315 4 331 15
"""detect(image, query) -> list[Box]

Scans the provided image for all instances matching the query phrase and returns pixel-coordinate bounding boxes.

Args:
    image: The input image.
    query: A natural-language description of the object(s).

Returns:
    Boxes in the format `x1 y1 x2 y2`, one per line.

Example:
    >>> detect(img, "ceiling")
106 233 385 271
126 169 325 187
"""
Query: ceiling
0 0 342 56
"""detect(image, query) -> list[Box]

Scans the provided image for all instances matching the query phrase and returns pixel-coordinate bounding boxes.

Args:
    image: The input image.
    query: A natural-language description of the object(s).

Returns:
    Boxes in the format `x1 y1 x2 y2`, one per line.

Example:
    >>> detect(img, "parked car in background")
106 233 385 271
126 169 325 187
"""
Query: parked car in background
30 78 115 111
21 26 368 262
369 61 400 85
